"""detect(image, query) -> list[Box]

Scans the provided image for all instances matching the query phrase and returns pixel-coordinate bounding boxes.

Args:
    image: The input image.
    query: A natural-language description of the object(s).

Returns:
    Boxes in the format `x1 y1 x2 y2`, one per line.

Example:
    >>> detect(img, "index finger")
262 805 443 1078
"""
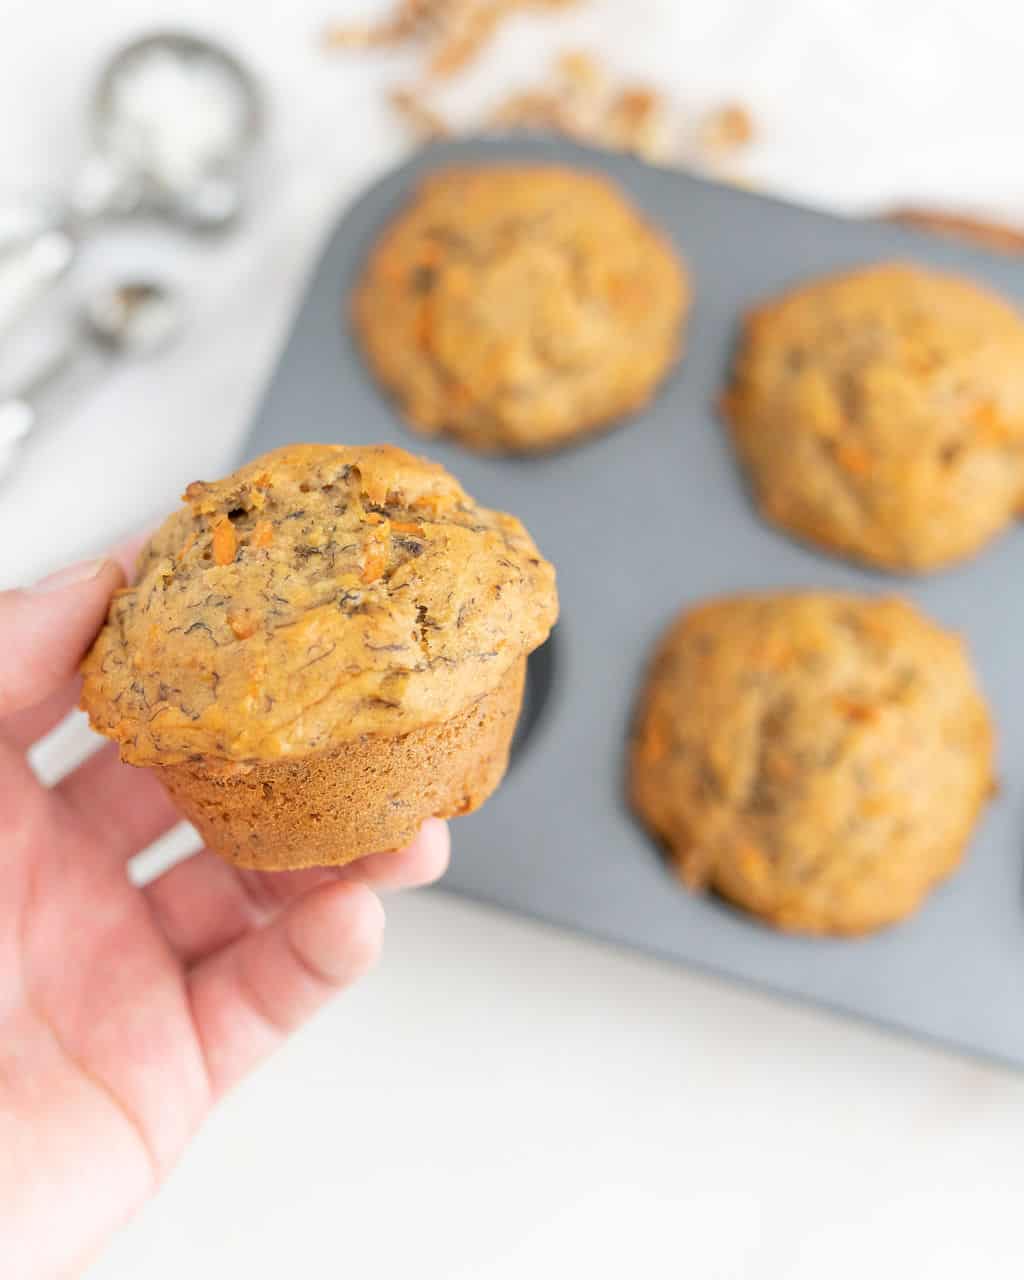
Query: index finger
0 557 125 722
3 527 157 747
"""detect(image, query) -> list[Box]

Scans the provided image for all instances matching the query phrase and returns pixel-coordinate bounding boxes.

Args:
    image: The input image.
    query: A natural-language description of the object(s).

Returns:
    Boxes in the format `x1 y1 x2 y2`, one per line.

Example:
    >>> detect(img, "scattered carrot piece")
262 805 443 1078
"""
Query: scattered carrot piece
361 549 388 583
835 697 877 723
212 517 238 566
835 441 872 476
969 401 1012 443
253 520 273 548
411 491 454 514
416 242 444 267
641 725 667 764
227 611 257 640
391 520 426 536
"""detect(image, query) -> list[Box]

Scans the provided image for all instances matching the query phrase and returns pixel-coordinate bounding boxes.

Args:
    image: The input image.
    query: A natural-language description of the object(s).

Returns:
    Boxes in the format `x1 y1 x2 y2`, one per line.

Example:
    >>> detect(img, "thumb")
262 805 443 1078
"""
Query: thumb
0 558 124 720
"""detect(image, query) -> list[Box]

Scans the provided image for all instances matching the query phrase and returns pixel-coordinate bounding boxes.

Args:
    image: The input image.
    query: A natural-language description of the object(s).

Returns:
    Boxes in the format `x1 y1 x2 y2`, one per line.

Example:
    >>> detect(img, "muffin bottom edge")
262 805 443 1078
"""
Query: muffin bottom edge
154 657 526 871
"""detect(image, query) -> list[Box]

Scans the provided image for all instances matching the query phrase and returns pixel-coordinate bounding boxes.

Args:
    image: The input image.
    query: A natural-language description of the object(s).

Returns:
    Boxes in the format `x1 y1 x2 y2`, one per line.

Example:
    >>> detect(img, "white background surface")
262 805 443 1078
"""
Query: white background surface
2 2 1024 1277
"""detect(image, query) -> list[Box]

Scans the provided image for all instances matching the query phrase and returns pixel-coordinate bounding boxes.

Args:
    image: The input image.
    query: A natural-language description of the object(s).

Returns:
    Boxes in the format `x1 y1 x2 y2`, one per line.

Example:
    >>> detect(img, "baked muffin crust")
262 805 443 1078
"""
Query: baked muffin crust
81 444 558 765
354 166 690 452
630 592 995 935
722 263 1024 571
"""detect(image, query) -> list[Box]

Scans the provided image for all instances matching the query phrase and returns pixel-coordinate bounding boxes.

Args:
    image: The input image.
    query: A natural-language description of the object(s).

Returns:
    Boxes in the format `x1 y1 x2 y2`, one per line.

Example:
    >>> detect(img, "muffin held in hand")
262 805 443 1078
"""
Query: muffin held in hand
630 593 994 936
722 263 1024 572
354 165 690 453
81 444 558 870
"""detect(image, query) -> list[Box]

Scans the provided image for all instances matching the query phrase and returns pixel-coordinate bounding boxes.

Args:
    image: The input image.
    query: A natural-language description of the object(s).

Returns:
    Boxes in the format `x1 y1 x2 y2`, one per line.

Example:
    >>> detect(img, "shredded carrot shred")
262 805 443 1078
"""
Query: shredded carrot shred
253 520 273 548
835 441 871 476
411 491 453 513
641 726 667 764
212 517 238 566
390 520 425 536
834 696 877 723
228 611 257 640
361 550 388 583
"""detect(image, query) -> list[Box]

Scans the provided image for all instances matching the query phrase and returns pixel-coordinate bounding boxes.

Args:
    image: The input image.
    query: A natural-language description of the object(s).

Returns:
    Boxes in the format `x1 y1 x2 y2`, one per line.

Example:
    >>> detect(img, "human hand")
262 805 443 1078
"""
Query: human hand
0 552 450 1279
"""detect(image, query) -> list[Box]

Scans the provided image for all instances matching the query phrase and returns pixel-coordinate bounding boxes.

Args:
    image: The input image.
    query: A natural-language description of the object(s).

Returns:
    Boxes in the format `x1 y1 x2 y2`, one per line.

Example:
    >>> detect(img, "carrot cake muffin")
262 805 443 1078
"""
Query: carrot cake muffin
630 592 994 936
722 264 1024 571
354 166 690 452
80 444 558 869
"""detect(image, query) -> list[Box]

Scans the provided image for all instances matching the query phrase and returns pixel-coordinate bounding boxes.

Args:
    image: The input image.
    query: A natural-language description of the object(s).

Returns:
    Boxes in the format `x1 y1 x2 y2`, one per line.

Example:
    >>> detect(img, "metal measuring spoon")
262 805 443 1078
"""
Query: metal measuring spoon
0 279 182 481
0 33 262 337
73 31 264 231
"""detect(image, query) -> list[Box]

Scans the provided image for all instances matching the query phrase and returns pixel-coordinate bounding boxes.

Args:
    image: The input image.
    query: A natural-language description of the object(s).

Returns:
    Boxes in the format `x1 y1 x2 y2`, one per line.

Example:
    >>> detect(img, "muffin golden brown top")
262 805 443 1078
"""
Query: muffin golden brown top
630 593 995 935
722 263 1024 571
354 166 690 453
81 444 558 765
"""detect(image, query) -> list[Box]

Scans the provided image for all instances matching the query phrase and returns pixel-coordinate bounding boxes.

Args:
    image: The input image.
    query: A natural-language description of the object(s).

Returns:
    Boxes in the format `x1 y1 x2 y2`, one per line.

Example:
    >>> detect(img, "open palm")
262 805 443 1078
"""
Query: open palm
0 554 449 1279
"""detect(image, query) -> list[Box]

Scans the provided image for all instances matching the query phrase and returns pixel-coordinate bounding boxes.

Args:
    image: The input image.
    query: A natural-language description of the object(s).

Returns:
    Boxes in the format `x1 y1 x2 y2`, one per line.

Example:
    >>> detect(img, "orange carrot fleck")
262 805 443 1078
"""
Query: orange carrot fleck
411 491 453 514
364 511 386 524
641 725 667 764
227 611 257 640
253 520 273 548
416 242 443 267
391 520 425 536
835 696 877 723
361 547 388 583
835 441 872 476
212 517 237 566
970 401 1010 443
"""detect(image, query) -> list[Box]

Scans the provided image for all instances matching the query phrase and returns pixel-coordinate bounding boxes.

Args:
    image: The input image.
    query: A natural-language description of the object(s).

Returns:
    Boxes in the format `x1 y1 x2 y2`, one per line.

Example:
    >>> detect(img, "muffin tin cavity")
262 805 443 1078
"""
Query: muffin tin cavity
508 630 559 770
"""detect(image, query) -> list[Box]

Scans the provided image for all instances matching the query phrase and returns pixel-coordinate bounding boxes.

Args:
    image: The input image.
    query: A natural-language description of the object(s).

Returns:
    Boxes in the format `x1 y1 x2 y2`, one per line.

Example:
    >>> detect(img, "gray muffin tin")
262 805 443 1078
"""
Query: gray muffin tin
244 136 1024 1068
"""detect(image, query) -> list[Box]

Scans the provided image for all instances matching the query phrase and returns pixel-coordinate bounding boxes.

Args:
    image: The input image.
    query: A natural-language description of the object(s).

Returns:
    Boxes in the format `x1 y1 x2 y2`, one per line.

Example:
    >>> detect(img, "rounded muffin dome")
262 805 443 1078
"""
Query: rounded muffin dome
354 166 690 452
722 263 1024 571
630 592 994 935
81 444 558 765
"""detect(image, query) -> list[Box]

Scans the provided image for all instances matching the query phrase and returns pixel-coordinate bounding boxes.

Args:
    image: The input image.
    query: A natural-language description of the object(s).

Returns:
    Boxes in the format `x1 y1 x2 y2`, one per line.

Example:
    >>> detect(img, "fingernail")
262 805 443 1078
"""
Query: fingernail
28 558 110 594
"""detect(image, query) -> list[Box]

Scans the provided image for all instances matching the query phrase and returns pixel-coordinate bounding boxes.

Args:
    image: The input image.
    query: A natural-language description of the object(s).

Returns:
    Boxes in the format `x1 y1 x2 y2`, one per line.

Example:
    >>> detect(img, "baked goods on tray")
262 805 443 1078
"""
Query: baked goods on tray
722 263 1024 572
630 592 994 935
354 165 690 453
